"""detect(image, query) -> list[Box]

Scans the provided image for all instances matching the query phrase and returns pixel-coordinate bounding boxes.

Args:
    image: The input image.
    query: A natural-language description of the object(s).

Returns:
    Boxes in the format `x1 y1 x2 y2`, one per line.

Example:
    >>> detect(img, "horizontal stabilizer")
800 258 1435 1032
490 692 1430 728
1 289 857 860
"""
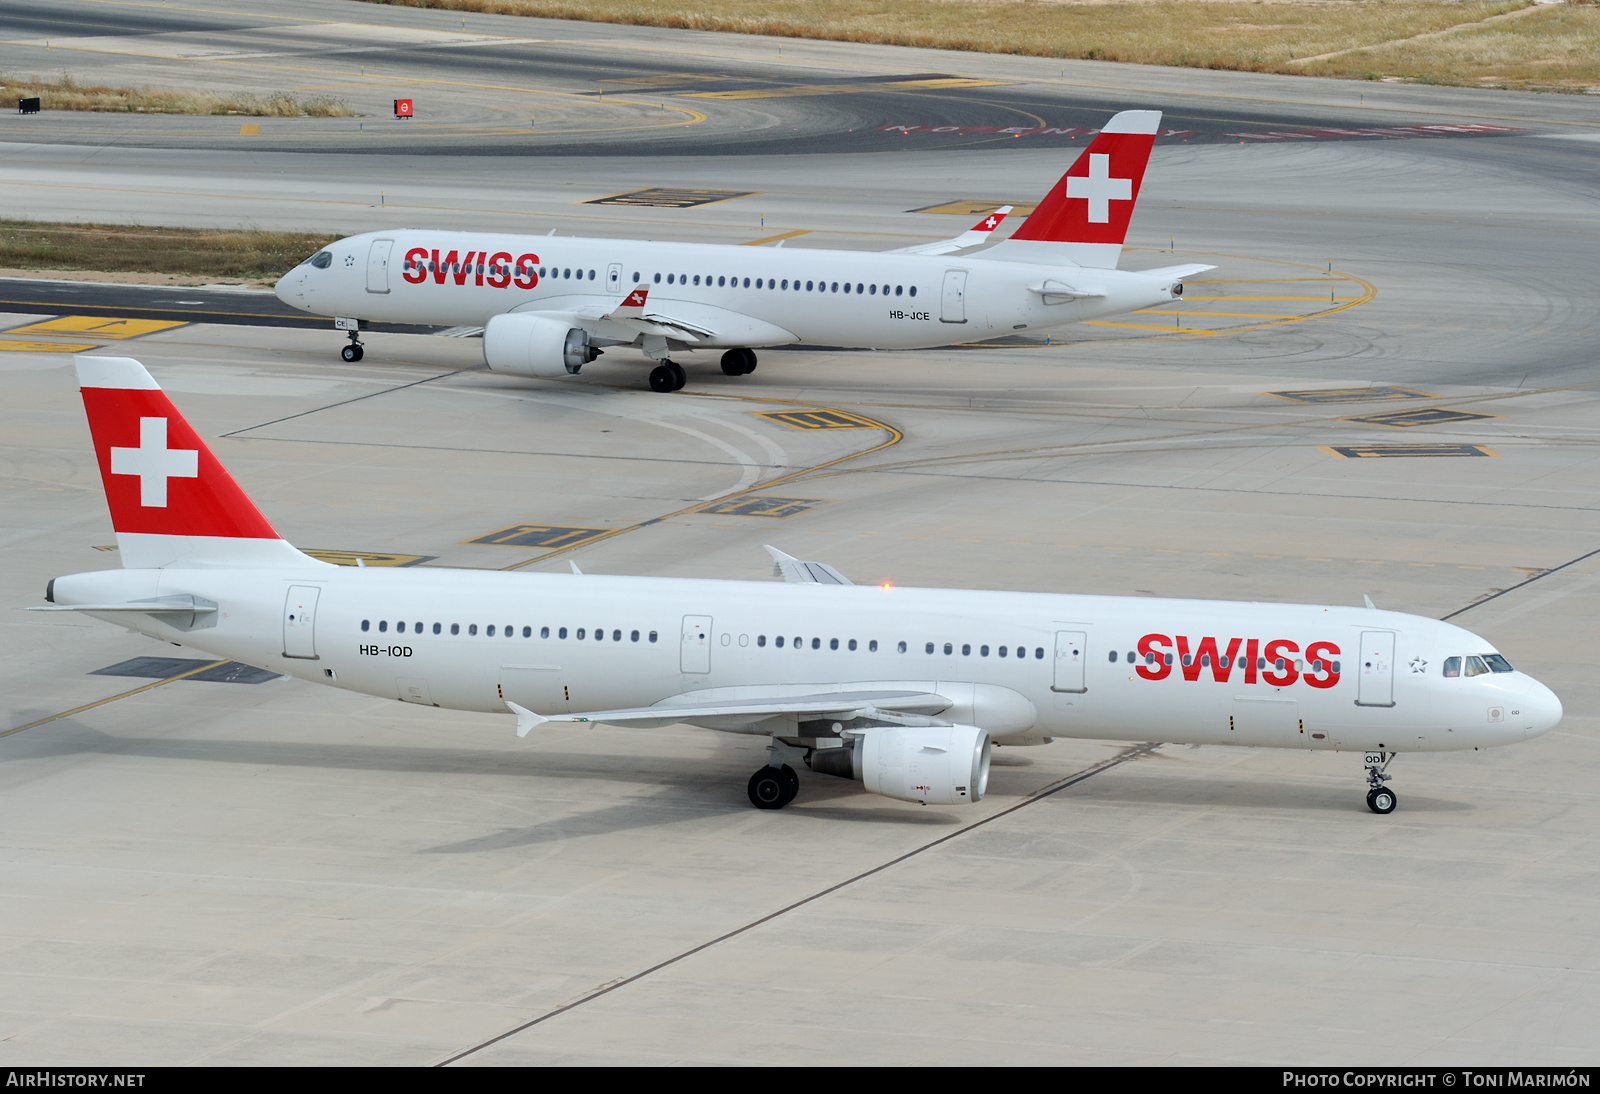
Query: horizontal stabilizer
764 545 853 585
1135 262 1217 281
28 595 217 615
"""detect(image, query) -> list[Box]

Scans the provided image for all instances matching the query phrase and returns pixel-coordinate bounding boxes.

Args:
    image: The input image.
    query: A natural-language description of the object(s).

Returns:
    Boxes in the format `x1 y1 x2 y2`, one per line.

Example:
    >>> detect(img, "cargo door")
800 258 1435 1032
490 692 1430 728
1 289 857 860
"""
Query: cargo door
940 269 968 324
282 585 320 659
397 677 435 706
500 665 568 713
366 238 394 294
1052 630 1086 693
1357 631 1396 707
681 615 712 674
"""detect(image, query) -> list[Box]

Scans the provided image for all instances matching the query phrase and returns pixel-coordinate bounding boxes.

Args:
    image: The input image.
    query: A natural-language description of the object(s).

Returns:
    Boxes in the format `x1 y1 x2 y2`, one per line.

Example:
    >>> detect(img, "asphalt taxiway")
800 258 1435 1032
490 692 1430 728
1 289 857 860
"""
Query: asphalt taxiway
1 0 1599 1068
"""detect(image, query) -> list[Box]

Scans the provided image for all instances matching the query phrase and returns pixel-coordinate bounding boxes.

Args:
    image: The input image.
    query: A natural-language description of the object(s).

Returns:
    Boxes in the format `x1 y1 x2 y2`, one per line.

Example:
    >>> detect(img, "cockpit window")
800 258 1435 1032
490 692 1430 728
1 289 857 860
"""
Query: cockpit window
1464 655 1490 677
1442 656 1462 678
1482 653 1514 673
302 250 333 269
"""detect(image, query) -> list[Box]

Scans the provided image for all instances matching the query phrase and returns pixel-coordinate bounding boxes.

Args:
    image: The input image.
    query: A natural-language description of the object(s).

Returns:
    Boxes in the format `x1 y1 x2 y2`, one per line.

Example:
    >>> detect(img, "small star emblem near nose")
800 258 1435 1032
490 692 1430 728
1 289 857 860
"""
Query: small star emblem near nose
1410 657 1428 674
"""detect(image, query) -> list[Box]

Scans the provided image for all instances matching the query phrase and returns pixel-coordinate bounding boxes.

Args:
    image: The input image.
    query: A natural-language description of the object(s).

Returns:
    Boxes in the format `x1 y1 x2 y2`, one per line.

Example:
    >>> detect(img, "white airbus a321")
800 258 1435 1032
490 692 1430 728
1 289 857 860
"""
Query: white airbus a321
38 356 1561 813
274 110 1215 392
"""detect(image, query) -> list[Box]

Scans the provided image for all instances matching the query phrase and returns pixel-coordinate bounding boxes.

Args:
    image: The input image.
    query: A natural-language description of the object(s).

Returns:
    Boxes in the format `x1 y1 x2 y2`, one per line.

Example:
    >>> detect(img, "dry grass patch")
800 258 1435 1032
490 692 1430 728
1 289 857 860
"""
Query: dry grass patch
1 73 354 115
1300 3 1600 89
355 0 1600 88
0 220 344 282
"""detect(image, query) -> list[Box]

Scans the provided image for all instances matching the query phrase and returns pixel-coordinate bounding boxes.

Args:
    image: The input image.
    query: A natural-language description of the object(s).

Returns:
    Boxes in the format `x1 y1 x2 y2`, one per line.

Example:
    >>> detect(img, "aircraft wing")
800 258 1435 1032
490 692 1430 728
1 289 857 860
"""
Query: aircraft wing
763 545 853 585
507 688 951 736
515 288 795 347
886 206 1013 256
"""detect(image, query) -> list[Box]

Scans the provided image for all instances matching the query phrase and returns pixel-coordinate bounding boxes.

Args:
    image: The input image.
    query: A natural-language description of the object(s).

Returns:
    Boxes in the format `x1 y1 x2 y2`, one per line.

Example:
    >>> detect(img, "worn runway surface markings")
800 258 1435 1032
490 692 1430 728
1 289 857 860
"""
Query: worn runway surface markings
301 549 435 567
757 409 881 430
586 187 755 208
0 339 95 353
1342 407 1500 428
1322 443 1501 458
1269 386 1434 404
5 315 188 339
686 76 1007 100
468 524 613 549
91 656 281 685
698 497 823 518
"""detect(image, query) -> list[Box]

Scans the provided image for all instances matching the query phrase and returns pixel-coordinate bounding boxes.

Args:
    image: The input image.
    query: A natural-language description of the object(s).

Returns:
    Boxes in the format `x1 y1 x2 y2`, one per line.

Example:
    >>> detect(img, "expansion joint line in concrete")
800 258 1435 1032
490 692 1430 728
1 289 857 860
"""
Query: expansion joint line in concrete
219 366 479 438
1441 544 1600 621
434 740 1161 1066
1 659 231 740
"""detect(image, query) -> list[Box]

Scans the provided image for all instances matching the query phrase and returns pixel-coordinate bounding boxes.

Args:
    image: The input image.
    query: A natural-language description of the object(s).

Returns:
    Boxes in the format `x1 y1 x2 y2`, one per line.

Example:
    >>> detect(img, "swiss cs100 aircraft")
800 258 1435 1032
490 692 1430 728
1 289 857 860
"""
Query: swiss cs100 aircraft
274 110 1214 392
37 356 1561 814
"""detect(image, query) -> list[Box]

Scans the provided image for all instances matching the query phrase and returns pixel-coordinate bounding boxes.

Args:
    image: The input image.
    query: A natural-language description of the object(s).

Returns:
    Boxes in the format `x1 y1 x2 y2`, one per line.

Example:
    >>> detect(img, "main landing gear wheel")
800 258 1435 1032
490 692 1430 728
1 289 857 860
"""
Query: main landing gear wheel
720 348 757 376
748 764 798 809
1367 787 1397 814
649 361 688 393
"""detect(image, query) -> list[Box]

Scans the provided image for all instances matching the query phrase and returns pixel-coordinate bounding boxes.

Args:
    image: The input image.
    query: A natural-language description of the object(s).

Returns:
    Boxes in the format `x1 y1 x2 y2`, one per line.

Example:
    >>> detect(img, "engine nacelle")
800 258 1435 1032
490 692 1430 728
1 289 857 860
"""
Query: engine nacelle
810 725 990 805
483 313 600 378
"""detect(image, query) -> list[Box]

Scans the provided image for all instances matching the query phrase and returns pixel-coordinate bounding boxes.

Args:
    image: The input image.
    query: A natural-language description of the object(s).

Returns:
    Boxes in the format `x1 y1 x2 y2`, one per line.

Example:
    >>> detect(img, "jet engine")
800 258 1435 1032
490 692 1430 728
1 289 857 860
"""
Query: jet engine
483 313 601 377
809 725 990 805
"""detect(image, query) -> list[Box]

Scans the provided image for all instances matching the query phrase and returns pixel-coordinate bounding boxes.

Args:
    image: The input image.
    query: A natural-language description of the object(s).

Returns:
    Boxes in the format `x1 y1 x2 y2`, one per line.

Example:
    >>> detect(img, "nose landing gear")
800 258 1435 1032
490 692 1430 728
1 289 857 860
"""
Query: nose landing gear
1364 751 1397 814
335 317 364 362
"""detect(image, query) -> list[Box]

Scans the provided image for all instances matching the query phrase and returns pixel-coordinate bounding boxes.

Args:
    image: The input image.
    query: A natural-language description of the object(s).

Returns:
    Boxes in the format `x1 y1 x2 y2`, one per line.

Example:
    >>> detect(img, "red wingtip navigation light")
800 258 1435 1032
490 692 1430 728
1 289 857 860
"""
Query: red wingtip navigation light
394 99 414 119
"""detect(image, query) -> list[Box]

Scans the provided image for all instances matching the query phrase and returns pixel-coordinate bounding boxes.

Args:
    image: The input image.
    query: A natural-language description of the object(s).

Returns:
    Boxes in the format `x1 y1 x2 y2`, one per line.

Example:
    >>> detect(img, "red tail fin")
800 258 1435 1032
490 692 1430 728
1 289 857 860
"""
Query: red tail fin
77 356 318 569
986 109 1160 268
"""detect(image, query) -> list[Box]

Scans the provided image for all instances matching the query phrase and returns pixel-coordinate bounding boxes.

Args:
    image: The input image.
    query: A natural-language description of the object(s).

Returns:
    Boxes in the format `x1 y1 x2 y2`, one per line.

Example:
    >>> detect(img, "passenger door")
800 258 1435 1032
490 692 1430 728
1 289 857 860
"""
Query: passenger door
1052 630 1086 693
681 615 712 674
282 586 320 659
366 239 394 294
940 269 968 324
1357 631 1396 707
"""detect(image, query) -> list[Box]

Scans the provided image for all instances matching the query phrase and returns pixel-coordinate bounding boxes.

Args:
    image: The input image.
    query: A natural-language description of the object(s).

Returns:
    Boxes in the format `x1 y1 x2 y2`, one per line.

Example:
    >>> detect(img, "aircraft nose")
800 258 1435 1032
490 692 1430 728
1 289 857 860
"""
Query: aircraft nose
274 269 305 308
1519 677 1563 738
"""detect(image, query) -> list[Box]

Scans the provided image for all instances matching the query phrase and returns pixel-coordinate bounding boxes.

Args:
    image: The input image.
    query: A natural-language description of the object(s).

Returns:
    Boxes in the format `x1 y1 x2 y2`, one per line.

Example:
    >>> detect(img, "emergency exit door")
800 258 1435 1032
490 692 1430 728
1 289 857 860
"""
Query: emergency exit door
607 263 623 294
1356 631 1395 707
366 239 394 294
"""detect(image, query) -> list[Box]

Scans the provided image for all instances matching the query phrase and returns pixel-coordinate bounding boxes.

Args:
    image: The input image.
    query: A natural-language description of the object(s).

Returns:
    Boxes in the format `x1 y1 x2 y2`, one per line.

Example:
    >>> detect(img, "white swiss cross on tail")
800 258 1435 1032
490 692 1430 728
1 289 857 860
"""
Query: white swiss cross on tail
1066 153 1133 224
110 417 198 507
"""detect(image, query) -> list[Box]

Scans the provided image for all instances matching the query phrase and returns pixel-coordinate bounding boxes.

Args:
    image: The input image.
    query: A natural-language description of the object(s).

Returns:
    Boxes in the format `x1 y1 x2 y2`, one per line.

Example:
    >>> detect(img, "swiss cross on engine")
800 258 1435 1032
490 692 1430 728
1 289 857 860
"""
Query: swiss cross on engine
110 417 199 507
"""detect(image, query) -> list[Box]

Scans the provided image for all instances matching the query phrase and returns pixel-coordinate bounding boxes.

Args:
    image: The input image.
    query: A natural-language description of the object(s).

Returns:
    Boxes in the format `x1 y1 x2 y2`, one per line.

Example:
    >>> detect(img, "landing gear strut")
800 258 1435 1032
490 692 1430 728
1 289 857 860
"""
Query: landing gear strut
720 348 757 376
747 739 805 809
648 361 686 393
1364 751 1397 814
336 317 364 362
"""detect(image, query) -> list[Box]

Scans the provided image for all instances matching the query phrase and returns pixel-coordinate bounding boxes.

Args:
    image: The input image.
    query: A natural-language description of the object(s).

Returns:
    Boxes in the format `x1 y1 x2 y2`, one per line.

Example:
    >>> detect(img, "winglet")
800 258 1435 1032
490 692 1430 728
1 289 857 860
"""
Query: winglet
507 700 546 738
1363 594 1376 610
606 287 649 320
